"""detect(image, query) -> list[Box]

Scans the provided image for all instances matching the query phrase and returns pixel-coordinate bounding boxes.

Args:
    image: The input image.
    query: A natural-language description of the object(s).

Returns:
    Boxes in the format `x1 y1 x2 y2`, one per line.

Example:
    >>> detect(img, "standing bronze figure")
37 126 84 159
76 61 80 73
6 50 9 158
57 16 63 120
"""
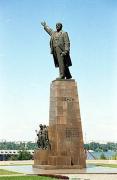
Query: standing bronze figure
35 124 50 149
41 21 72 79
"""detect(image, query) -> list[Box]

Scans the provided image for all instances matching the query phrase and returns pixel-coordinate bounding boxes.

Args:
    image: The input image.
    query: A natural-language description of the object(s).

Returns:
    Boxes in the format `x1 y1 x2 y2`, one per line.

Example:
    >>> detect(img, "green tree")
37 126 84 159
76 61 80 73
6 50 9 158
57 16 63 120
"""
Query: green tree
88 142 100 151
17 150 32 160
100 153 107 160
8 155 18 160
26 141 38 150
112 153 117 160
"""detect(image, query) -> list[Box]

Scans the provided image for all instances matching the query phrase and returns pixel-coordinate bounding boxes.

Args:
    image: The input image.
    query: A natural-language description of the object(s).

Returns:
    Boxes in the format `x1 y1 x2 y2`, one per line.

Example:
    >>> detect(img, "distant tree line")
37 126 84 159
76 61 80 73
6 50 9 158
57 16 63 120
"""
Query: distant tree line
84 142 117 152
0 141 117 152
0 141 117 160
0 141 37 150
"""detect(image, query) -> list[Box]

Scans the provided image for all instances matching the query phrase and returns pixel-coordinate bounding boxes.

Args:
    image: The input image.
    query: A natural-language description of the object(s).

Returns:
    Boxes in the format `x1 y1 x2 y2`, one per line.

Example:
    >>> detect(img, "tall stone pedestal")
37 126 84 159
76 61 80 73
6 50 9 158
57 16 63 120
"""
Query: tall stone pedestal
34 79 86 169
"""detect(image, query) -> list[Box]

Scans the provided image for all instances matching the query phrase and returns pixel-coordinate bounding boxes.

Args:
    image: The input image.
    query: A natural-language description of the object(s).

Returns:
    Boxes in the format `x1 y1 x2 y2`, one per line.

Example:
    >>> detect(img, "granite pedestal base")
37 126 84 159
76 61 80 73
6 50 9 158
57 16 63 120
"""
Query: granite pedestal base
34 79 86 169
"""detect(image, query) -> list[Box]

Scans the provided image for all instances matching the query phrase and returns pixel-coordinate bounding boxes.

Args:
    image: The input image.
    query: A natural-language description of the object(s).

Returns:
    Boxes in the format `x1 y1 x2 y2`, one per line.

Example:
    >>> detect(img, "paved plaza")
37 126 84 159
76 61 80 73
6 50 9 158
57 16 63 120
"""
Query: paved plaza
0 160 117 179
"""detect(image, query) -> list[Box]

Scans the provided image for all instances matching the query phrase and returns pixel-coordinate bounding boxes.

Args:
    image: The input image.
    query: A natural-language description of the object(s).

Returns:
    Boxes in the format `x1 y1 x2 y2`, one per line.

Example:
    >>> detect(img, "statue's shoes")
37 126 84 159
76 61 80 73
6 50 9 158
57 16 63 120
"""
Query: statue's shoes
66 76 72 79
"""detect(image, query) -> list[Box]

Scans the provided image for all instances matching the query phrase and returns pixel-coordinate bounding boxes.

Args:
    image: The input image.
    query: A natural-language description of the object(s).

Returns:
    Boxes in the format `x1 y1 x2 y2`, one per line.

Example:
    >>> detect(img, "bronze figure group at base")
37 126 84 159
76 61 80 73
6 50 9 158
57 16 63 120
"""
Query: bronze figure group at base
35 124 50 150
41 21 72 80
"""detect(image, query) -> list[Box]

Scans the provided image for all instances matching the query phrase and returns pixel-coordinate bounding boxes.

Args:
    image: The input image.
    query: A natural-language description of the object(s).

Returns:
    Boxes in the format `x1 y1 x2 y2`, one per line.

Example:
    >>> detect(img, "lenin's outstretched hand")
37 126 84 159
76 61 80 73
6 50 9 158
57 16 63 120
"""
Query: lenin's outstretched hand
41 21 46 27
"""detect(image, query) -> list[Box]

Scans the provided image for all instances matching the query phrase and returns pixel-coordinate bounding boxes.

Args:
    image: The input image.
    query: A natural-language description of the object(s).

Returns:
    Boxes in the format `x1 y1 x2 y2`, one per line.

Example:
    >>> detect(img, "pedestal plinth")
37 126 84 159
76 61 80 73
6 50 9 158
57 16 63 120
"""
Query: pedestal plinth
34 79 86 169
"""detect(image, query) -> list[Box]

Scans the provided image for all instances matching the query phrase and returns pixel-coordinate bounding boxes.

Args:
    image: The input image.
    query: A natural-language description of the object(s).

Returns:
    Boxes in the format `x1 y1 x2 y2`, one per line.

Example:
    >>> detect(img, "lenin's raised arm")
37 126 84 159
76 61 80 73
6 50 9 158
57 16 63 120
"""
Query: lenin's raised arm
41 21 54 36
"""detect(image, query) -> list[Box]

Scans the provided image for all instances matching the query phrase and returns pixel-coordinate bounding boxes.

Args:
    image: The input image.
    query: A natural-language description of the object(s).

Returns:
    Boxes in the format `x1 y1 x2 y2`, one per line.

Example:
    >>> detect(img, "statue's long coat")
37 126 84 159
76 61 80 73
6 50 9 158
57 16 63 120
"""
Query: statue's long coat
44 25 72 67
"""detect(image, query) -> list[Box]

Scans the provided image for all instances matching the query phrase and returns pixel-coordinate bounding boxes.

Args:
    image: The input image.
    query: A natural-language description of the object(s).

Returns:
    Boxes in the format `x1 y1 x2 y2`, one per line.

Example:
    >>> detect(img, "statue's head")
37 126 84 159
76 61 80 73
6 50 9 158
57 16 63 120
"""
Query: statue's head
39 124 43 128
56 22 62 31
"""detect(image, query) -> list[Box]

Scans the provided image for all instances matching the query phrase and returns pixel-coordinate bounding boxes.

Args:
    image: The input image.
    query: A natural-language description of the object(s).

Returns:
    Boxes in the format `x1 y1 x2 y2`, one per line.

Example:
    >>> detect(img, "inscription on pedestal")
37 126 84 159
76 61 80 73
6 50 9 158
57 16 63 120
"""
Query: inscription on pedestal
66 128 79 138
64 97 74 102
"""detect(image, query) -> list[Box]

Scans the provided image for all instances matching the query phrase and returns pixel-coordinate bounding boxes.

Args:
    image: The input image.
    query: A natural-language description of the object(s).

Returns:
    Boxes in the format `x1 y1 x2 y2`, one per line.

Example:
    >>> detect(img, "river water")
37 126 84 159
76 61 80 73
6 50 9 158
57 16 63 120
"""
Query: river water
87 151 117 159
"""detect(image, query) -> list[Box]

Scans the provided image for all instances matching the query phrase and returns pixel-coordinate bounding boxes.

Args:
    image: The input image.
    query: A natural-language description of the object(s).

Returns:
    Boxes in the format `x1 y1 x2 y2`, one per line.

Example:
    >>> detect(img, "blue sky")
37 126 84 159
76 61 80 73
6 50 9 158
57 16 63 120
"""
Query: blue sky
0 0 117 142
